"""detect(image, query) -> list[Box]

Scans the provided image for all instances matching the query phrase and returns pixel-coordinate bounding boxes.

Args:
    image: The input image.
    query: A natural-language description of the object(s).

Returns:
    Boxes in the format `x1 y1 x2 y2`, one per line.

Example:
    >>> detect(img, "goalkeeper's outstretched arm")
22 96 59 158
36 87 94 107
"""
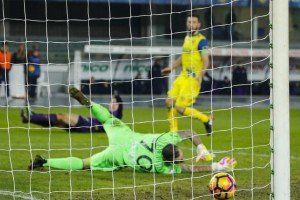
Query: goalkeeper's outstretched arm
177 129 212 162
181 164 212 172
177 130 202 146
181 157 237 173
177 130 212 162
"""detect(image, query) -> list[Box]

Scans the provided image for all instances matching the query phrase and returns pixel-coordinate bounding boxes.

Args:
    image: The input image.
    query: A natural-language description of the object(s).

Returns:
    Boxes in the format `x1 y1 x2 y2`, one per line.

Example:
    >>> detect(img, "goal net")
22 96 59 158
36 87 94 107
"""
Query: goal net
0 0 292 199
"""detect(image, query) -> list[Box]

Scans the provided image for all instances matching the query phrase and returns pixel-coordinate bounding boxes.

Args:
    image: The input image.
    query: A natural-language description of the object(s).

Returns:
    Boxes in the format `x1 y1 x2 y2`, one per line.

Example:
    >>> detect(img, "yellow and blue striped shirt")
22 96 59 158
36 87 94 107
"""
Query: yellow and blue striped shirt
181 33 208 78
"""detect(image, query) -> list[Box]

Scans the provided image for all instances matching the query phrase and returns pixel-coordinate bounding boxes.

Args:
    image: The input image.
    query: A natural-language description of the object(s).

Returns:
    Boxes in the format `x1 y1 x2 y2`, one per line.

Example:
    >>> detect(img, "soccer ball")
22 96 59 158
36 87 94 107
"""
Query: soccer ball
208 172 236 199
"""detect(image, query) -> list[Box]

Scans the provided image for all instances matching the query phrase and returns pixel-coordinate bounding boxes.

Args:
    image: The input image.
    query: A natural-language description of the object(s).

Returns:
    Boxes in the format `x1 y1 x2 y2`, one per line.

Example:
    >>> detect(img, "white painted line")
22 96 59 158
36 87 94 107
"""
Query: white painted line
0 191 41 200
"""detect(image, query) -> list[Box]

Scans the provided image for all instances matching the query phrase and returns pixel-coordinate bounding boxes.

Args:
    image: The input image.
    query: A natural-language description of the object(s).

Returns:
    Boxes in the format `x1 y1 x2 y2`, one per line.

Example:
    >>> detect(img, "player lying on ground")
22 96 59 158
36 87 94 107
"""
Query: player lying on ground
28 87 237 174
21 95 122 133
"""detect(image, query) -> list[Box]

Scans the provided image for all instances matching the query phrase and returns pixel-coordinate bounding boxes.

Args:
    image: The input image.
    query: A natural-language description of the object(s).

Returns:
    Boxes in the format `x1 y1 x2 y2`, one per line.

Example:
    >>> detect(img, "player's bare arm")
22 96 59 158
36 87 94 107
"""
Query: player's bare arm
181 157 237 173
181 164 212 173
177 130 212 162
197 51 209 85
177 130 202 146
161 55 182 76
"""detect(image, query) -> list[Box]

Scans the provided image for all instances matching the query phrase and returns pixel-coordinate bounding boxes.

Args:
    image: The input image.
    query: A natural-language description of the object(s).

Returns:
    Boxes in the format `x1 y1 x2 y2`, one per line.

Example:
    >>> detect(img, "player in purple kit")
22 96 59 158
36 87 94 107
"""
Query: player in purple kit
21 95 123 133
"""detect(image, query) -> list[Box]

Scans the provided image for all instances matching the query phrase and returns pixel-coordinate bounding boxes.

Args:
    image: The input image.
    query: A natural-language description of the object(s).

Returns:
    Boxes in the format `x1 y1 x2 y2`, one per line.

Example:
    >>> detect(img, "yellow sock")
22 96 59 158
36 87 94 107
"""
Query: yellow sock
168 107 178 132
183 107 209 123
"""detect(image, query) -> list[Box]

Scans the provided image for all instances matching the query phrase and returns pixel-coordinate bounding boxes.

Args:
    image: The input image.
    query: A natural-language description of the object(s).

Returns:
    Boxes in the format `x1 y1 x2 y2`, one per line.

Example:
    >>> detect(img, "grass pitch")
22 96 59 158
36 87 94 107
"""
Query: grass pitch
0 107 299 200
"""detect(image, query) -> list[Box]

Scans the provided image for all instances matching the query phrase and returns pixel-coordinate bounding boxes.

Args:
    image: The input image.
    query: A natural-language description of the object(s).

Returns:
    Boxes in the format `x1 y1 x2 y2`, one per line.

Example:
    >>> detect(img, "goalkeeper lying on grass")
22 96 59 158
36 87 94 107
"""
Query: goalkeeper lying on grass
28 87 237 174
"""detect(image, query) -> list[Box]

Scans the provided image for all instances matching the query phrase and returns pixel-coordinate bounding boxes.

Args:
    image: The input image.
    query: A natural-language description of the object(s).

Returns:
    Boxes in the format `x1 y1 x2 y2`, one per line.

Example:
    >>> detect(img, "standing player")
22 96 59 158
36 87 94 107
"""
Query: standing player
161 14 213 134
0 42 12 99
21 95 123 133
28 87 237 174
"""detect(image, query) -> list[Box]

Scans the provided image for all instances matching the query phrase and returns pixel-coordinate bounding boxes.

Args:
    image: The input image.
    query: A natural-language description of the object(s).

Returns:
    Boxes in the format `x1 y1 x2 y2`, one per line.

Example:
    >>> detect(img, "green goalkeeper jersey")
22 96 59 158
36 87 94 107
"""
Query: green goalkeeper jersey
90 117 183 174
125 131 183 174
89 103 183 174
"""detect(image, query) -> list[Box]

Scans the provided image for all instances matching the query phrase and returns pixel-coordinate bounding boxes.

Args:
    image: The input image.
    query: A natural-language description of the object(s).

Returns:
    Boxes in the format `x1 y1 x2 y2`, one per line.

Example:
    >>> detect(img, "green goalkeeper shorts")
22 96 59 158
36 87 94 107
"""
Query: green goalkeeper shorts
90 118 133 171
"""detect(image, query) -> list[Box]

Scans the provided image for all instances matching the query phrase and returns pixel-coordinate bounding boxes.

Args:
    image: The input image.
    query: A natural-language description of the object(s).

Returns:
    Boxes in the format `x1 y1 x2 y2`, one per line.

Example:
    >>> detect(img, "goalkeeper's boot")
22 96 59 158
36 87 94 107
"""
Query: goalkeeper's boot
28 155 47 170
217 156 237 171
21 109 28 123
204 115 213 136
21 107 34 123
69 87 91 106
196 145 213 162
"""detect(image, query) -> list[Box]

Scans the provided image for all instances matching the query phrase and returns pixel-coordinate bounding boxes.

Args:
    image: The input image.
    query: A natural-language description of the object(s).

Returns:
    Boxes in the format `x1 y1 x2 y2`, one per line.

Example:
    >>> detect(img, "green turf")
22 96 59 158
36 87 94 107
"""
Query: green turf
0 107 299 200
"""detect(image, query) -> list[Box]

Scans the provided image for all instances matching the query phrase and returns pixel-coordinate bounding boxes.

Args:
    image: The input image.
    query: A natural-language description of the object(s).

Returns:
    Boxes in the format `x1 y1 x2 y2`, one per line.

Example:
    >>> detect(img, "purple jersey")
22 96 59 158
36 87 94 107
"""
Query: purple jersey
69 116 104 133
69 108 122 133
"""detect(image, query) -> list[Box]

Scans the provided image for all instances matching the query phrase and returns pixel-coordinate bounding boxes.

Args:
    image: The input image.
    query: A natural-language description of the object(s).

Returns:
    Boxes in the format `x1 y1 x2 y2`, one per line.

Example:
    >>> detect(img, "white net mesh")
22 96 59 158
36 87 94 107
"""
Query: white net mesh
0 0 295 199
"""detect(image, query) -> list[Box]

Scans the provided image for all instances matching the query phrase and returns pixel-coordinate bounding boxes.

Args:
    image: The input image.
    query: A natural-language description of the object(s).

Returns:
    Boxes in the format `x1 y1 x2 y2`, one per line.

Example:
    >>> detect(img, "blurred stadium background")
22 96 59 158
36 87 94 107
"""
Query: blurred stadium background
0 0 299 199
0 0 300 103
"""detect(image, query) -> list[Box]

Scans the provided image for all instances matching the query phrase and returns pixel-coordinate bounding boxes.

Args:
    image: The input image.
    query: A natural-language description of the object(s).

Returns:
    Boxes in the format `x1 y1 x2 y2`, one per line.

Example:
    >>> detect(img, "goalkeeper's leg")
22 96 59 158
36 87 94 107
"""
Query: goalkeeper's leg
69 87 91 106
69 87 111 123
90 102 111 124
28 155 85 170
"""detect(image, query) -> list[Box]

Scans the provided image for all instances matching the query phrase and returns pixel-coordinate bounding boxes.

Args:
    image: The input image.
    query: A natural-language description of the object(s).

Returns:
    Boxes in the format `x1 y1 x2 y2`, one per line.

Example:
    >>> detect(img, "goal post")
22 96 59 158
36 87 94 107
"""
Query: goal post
271 0 290 199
